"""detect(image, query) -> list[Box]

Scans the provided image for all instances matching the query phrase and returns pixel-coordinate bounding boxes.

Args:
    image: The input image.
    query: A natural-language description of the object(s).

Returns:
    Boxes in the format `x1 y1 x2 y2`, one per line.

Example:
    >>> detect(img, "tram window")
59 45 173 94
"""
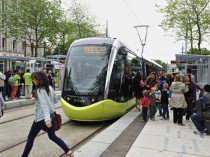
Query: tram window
63 45 109 95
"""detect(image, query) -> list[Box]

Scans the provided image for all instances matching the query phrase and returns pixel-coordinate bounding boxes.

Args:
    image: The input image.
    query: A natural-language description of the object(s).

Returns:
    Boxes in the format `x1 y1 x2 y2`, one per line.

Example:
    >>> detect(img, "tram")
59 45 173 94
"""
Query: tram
61 37 162 121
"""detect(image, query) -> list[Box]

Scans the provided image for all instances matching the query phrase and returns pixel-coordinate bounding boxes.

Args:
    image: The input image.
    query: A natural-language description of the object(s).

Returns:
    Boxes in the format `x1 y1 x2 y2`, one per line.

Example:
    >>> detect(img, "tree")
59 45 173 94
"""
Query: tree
188 47 210 55
157 0 210 54
67 0 102 39
0 0 63 57
52 0 103 55
153 59 167 73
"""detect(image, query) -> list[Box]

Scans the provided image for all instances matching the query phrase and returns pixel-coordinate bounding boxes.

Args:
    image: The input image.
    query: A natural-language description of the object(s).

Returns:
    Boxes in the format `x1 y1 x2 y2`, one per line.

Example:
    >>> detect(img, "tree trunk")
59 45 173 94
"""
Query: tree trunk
196 19 202 55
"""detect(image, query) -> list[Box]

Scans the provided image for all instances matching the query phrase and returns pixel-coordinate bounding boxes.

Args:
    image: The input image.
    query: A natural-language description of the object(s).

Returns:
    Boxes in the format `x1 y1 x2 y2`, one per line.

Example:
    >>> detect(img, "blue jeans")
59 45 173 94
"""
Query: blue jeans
156 102 162 116
142 107 148 121
191 114 205 133
21 116 70 157
162 104 169 119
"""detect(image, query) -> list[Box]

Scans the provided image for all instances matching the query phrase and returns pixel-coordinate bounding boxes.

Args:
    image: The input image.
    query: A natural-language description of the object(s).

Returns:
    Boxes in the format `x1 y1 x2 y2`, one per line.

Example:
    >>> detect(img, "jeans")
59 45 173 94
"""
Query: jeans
142 107 148 121
191 114 205 133
156 102 162 116
149 105 157 118
162 104 169 119
21 116 69 157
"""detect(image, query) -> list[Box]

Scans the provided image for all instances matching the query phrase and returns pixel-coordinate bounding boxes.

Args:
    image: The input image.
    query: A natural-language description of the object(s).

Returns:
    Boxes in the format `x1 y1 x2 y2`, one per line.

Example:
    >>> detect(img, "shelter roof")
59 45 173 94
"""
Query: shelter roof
175 54 210 62
0 56 50 62
46 55 66 59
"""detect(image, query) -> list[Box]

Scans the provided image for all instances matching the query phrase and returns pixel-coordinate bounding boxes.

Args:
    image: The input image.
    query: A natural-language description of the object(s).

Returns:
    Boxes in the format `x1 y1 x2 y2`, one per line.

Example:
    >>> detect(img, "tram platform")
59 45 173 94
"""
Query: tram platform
74 108 210 157
3 90 61 110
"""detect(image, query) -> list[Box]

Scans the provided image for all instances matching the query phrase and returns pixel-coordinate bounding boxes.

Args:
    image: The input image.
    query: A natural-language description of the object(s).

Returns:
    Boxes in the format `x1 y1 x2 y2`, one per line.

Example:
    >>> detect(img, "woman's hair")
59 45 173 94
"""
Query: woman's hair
32 71 50 95
185 74 191 82
203 84 210 93
174 74 183 82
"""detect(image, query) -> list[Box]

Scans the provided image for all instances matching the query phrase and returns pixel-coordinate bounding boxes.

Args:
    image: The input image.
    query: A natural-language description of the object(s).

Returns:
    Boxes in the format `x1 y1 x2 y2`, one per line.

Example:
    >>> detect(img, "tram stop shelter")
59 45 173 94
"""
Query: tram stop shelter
0 56 50 73
175 54 210 87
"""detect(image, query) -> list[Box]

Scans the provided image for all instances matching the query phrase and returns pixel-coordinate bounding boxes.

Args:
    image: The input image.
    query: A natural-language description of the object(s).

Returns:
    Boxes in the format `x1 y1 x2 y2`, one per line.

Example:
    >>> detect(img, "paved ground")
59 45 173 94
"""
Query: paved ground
74 109 210 157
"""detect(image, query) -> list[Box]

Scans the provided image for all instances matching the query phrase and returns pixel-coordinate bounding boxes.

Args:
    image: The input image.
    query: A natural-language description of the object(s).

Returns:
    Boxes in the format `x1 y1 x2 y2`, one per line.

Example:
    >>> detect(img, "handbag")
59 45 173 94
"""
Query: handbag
54 112 62 131
42 112 62 131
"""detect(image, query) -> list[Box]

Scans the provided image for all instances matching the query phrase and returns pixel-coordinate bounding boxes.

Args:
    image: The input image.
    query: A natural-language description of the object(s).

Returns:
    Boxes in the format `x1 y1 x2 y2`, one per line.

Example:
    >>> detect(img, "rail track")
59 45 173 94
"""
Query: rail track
0 102 113 157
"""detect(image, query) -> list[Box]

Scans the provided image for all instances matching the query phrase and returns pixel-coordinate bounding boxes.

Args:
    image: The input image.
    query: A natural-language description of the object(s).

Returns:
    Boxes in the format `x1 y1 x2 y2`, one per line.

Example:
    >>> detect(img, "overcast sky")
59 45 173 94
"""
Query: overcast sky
62 0 184 63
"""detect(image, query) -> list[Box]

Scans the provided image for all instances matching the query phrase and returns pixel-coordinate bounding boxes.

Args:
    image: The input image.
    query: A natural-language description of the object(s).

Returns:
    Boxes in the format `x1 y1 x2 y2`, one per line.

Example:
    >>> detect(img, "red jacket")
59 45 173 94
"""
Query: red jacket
141 96 149 107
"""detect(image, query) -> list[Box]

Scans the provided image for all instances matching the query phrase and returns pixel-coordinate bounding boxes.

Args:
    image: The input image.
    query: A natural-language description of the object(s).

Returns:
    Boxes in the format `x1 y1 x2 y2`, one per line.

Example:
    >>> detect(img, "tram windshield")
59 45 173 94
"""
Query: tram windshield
63 44 111 95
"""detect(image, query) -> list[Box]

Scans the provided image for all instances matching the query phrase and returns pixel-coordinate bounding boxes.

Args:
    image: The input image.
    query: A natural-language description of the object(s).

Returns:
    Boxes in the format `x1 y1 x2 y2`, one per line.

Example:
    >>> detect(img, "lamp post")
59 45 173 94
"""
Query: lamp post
134 25 149 78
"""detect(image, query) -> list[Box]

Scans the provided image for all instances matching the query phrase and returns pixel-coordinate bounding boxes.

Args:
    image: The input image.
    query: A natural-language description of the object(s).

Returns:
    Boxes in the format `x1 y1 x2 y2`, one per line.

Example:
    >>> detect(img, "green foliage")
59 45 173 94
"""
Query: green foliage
153 59 167 73
157 0 210 53
52 0 103 54
188 48 210 55
67 0 102 38
1 0 63 57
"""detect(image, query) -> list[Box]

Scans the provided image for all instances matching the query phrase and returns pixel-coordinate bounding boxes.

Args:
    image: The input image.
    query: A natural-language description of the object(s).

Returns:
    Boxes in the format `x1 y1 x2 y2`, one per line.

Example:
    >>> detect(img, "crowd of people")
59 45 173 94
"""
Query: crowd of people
0 69 74 157
131 68 210 136
0 68 56 102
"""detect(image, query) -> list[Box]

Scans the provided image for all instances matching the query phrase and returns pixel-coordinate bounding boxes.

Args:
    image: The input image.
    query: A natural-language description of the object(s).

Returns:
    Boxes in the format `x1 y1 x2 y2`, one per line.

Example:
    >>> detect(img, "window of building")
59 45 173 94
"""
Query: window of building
13 40 16 52
2 38 6 50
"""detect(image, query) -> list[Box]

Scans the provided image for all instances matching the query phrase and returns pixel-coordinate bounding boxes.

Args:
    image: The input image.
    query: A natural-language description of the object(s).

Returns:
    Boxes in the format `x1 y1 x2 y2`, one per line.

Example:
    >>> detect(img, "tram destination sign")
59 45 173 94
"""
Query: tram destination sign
171 60 186 64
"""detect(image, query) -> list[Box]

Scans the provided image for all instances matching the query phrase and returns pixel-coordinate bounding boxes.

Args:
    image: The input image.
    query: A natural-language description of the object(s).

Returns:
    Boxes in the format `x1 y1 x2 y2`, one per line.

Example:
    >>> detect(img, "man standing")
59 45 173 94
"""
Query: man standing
23 69 32 99
0 69 6 100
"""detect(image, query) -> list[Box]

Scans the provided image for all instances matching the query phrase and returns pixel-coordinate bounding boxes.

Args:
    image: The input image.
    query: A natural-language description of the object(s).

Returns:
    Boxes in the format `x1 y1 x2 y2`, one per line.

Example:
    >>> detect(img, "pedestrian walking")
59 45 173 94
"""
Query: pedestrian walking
21 71 74 157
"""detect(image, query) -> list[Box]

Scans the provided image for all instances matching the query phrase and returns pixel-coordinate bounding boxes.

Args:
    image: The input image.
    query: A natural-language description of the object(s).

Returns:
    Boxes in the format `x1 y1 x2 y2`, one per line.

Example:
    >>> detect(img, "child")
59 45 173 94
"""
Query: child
161 83 169 119
149 87 157 120
0 88 5 117
155 85 162 117
141 90 149 122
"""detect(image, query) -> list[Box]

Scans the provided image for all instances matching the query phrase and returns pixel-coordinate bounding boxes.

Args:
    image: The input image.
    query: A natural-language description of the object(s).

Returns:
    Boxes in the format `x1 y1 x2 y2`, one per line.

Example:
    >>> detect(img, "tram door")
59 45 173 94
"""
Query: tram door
108 47 128 102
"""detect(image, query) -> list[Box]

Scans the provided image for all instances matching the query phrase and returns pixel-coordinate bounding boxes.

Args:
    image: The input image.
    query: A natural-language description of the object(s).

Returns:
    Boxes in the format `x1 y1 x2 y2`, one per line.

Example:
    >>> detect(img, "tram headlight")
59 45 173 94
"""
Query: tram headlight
66 96 71 101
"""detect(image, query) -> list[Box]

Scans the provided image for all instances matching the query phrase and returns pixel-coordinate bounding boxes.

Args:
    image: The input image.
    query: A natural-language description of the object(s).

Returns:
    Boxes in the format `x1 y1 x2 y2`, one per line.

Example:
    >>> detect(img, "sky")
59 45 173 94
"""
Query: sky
62 0 183 63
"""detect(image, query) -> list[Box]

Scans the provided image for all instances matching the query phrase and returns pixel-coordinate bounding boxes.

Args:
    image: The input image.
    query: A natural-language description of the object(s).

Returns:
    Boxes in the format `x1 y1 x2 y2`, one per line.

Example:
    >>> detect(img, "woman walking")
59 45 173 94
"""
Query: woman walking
21 71 74 157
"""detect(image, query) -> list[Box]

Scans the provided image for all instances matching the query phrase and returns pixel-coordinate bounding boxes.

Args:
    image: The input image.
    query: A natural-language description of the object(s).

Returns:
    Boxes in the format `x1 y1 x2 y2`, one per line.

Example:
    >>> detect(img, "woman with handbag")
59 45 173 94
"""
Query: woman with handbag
21 71 74 157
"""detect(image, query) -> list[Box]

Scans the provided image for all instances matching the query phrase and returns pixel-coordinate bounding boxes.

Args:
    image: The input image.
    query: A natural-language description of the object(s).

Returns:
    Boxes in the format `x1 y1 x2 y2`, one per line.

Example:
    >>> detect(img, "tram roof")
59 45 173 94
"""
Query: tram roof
143 58 163 69
175 54 210 61
72 37 115 46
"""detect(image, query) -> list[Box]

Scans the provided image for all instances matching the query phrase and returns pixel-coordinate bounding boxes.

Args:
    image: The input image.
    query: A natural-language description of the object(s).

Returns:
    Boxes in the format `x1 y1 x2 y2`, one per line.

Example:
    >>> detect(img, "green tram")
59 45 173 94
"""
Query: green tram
61 37 162 121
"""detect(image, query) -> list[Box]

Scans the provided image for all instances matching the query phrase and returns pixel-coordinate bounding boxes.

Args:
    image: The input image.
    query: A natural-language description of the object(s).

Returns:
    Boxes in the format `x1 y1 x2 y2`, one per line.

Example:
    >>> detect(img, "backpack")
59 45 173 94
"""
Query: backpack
8 76 14 85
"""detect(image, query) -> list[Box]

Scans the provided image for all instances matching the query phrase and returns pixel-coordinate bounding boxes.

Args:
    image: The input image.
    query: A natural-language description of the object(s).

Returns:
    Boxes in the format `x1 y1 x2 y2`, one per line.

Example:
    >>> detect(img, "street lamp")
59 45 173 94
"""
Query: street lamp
134 25 149 78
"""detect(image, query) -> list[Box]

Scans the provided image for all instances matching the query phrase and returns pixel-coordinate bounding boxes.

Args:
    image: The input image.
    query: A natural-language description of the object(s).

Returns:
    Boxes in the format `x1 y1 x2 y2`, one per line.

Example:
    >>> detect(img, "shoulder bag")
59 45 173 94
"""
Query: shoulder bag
42 112 62 131
54 112 62 131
